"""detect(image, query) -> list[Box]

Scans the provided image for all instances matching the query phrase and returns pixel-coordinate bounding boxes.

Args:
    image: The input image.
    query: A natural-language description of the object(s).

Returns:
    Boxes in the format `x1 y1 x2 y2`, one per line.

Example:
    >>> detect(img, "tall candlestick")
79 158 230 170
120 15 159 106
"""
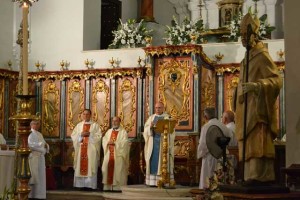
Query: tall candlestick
22 2 29 95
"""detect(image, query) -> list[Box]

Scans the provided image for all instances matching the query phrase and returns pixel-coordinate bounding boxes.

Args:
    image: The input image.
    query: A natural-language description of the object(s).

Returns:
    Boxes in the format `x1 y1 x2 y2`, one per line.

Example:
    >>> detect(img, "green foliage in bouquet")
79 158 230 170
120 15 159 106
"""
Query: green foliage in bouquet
109 19 152 49
165 16 204 45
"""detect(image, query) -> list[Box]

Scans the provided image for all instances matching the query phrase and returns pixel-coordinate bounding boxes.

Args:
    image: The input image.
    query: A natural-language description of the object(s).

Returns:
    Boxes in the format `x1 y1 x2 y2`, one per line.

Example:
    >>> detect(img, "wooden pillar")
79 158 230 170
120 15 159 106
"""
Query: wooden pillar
141 0 155 22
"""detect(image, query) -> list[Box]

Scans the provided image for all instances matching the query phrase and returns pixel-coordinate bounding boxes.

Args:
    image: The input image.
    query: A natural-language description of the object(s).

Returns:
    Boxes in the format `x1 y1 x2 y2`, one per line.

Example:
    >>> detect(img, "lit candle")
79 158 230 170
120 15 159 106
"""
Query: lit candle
22 2 29 95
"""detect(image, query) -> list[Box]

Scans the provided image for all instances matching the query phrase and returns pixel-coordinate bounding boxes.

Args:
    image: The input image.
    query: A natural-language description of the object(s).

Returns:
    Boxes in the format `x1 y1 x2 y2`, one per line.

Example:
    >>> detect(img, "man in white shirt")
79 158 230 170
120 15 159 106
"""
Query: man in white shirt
222 110 237 147
28 120 49 199
197 107 230 189
102 116 129 191
71 109 102 190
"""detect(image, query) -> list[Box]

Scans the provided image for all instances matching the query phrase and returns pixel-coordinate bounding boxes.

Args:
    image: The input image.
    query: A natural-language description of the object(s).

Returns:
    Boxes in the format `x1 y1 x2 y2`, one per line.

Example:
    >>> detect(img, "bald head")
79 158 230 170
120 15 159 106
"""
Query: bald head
112 116 121 129
222 110 235 125
155 102 164 115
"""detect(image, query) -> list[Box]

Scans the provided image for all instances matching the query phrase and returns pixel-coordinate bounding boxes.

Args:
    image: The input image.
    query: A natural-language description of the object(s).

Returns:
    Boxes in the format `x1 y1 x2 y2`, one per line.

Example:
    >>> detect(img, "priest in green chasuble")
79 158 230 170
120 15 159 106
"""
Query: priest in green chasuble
143 102 175 186
233 13 282 184
71 109 102 189
102 116 129 191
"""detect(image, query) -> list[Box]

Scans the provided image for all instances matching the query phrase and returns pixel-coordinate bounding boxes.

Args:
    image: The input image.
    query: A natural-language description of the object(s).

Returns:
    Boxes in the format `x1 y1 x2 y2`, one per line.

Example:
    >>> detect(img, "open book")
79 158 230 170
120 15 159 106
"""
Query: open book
153 115 165 126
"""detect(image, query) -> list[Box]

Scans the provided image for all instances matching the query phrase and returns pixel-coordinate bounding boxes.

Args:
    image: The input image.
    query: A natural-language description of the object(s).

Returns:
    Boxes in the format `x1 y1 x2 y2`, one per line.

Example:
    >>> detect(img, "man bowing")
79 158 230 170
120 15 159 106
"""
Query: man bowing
102 116 129 191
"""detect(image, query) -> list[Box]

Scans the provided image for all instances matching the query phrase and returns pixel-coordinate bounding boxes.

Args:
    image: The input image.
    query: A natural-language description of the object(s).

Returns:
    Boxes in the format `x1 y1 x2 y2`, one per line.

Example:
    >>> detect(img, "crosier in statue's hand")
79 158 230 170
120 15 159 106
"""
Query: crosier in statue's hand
242 82 258 94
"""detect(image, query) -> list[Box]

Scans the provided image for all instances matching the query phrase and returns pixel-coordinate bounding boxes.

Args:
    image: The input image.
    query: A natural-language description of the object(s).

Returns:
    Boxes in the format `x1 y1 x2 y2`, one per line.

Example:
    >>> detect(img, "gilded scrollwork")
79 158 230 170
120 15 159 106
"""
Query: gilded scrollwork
27 68 145 81
118 78 136 135
157 59 191 124
92 79 110 133
174 139 190 157
67 80 84 131
42 80 60 136
226 76 239 111
201 67 216 125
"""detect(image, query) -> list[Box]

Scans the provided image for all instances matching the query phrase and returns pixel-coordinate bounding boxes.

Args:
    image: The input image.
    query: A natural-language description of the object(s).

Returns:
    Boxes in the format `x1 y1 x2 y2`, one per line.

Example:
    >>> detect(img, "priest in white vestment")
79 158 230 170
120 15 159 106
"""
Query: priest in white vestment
102 116 129 191
71 109 102 190
143 102 175 186
197 107 230 189
28 120 49 199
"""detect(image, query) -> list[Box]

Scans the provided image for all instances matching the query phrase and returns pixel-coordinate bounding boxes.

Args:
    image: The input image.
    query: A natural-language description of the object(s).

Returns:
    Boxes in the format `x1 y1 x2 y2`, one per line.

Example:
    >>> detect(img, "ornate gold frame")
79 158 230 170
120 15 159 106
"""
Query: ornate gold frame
42 80 60 136
92 79 110 133
67 80 84 131
118 78 136 135
157 59 192 125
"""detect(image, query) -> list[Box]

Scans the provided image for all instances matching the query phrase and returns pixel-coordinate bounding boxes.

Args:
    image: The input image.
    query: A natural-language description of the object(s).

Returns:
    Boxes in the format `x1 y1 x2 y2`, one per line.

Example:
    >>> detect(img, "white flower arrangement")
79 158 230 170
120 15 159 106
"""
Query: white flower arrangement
109 19 152 49
227 12 243 41
227 12 276 41
165 16 204 45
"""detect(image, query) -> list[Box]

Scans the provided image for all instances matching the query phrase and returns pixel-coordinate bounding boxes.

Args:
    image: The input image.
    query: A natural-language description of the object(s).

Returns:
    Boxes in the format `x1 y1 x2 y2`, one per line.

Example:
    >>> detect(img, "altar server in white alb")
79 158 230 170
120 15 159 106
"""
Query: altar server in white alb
102 116 129 191
143 102 175 186
28 120 49 199
197 107 230 189
71 109 102 190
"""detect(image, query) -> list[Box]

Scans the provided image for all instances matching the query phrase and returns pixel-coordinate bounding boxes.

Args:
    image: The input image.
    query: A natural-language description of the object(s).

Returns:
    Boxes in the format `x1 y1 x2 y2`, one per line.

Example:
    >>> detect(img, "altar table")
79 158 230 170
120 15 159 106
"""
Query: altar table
0 150 15 195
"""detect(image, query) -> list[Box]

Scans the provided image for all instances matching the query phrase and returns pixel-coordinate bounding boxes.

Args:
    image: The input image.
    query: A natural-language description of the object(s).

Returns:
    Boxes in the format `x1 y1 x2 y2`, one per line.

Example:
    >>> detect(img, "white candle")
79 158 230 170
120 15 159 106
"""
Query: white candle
22 2 29 95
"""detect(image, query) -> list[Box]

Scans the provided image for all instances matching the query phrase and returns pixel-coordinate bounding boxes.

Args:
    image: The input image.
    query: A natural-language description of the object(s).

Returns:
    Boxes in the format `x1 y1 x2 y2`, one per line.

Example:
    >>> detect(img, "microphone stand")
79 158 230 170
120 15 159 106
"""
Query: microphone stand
242 24 253 183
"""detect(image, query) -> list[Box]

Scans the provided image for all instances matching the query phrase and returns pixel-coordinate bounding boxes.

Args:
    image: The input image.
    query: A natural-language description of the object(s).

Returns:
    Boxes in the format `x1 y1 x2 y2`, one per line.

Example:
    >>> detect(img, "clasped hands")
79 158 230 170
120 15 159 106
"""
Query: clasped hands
81 131 90 137
241 82 259 94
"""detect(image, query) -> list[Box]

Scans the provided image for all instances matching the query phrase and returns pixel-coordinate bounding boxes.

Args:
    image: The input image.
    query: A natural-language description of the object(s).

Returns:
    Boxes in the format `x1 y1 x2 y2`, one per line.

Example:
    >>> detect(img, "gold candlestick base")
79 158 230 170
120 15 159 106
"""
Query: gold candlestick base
10 95 39 200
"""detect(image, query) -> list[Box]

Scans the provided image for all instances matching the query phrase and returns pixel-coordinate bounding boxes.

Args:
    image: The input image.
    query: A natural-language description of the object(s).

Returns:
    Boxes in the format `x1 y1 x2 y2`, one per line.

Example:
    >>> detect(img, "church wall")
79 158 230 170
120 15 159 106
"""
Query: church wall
0 1 14 69
29 0 85 71
154 0 178 26
120 0 138 21
284 0 300 167
83 0 101 51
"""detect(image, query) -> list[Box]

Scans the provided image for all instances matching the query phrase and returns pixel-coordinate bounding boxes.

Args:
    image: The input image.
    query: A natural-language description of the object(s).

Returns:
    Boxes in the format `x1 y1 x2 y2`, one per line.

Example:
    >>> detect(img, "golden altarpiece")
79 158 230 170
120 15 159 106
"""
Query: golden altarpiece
0 45 285 188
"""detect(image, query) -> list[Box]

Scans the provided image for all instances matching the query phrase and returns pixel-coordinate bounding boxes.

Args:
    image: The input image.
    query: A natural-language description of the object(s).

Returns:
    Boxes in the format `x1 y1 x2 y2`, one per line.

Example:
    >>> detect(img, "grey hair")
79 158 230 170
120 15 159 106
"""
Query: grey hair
30 120 40 126
204 107 216 120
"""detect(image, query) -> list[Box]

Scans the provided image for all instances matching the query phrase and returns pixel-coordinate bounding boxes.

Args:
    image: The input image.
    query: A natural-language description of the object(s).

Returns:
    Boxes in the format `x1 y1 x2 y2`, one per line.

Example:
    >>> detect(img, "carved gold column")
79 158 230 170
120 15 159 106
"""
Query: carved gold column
141 0 155 22
10 95 38 200
157 122 176 189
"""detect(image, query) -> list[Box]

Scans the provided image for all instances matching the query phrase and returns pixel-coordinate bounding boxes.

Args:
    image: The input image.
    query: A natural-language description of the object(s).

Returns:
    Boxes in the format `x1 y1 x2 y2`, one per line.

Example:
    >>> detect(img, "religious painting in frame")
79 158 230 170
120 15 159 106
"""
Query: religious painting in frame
0 79 4 135
116 77 137 138
223 72 239 112
91 78 111 134
66 79 85 137
154 57 194 131
8 80 18 138
200 66 216 126
41 80 60 137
